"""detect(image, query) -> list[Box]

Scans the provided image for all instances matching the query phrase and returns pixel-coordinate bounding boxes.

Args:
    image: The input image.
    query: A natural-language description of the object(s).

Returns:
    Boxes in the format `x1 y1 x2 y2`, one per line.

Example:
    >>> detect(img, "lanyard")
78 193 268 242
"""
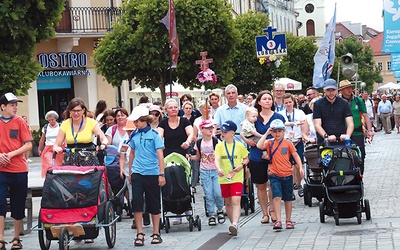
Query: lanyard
224 141 236 169
275 103 284 112
286 109 294 129
71 118 84 146
269 139 283 163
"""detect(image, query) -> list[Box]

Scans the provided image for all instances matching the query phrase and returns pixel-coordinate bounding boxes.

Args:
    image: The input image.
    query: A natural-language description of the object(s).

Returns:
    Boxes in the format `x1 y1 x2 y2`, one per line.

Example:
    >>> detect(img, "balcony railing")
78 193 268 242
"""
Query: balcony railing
55 7 123 33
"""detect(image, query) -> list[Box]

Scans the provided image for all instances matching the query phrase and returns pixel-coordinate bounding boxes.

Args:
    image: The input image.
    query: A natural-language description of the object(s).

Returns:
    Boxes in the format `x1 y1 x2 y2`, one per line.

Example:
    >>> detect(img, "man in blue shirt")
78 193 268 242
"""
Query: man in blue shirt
377 94 393 134
214 84 247 143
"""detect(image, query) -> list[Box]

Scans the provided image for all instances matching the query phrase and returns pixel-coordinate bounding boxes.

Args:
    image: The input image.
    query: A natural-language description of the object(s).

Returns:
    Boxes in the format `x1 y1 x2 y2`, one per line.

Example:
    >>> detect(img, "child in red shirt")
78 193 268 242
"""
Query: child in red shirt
257 119 304 231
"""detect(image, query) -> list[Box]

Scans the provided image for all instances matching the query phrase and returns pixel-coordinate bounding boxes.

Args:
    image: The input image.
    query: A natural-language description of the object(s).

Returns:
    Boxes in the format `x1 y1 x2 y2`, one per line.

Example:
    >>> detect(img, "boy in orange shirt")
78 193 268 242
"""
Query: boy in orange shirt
257 119 304 231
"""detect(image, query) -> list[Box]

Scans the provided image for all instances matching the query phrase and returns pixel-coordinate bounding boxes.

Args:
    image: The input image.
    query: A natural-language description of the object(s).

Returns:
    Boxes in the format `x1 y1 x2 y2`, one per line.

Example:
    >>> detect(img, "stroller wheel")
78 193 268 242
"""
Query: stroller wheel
364 199 371 220
195 216 202 231
165 219 170 233
59 228 69 250
319 202 325 223
38 218 51 250
334 213 339 226
357 212 362 224
189 217 194 232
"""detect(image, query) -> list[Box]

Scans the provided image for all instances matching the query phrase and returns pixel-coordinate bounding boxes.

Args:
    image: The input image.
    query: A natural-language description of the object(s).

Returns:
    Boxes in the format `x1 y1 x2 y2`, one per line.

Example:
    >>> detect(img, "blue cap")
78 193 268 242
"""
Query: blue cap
270 119 285 130
323 79 338 90
220 120 237 132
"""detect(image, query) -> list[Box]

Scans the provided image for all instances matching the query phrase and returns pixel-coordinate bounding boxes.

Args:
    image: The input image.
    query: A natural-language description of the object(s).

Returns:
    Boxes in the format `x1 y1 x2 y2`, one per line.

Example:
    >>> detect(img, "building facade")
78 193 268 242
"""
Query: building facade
294 0 325 45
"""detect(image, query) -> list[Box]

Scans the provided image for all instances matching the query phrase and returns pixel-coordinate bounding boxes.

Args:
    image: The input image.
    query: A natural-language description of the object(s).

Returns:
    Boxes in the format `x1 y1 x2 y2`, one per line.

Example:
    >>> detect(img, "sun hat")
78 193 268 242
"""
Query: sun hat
0 93 23 105
220 120 237 132
199 120 214 130
323 79 338 90
128 105 149 121
270 119 285 130
338 80 355 90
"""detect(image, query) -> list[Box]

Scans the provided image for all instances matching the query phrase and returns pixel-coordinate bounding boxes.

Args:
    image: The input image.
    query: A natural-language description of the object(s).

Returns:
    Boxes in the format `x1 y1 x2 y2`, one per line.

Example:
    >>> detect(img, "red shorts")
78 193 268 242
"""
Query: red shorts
220 182 243 198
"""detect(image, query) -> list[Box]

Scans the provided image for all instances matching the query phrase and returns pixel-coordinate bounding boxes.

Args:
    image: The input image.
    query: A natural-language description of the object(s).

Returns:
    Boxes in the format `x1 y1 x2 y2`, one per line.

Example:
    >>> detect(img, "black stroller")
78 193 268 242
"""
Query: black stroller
241 167 255 215
303 144 324 207
162 153 201 233
318 145 371 225
105 145 131 221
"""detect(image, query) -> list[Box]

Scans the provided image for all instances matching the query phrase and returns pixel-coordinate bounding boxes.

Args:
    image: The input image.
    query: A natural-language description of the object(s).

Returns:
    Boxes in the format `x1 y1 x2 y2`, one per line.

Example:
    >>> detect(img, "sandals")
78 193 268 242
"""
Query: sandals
261 215 269 224
269 209 277 223
134 233 145 247
208 216 217 226
11 238 22 249
217 211 226 224
0 240 6 250
150 233 163 244
273 221 283 231
286 220 295 229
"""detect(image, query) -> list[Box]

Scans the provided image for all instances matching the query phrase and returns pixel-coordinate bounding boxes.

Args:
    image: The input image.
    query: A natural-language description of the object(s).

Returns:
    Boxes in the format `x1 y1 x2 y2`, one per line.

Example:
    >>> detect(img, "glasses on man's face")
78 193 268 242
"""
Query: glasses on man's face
275 90 284 92
150 112 160 117
70 109 83 114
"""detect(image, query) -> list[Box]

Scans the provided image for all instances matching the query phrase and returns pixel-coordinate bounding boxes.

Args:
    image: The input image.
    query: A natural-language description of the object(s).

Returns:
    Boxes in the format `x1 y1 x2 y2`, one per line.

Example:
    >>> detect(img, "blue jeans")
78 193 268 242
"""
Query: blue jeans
200 169 224 216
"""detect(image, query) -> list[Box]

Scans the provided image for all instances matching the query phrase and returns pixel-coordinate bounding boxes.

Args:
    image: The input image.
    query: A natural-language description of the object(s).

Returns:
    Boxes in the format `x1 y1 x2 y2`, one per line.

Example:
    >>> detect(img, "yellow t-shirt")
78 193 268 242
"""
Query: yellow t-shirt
60 117 97 144
215 140 248 184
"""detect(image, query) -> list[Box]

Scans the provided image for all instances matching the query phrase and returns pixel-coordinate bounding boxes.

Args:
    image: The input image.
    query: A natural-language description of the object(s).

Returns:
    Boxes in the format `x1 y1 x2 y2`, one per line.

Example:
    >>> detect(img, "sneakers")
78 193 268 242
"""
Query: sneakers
273 221 283 231
228 224 238 236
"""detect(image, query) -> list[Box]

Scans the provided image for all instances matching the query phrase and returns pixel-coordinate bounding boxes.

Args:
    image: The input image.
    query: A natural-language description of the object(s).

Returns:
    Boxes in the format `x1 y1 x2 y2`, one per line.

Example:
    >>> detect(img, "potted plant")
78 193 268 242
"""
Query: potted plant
31 129 42 157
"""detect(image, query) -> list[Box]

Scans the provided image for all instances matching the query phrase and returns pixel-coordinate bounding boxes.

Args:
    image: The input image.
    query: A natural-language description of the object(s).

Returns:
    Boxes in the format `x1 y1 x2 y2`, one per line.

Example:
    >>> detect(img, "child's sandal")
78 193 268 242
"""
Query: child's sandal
10 238 22 249
134 233 145 247
217 211 225 224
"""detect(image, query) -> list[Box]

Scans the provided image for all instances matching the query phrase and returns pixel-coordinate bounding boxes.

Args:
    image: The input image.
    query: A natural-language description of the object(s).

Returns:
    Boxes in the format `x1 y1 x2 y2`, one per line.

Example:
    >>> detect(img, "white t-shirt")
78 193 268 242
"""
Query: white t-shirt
241 119 256 138
306 114 317 141
193 138 217 171
42 123 60 146
105 126 129 148
279 108 306 139
364 98 374 118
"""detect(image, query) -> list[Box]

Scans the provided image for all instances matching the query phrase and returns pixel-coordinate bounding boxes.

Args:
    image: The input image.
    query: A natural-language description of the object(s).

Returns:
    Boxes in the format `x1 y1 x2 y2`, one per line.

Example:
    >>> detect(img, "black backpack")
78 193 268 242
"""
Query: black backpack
162 164 191 214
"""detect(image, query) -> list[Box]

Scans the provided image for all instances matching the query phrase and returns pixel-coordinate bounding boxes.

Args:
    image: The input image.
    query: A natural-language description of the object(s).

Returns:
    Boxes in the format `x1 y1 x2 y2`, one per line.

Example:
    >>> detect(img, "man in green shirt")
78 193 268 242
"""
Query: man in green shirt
339 80 374 174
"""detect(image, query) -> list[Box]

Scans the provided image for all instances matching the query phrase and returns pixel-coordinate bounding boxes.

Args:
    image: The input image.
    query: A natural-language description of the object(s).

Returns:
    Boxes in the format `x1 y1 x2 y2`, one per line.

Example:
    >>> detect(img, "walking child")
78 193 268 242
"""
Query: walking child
0 93 33 249
215 121 249 236
190 120 225 226
257 119 304 231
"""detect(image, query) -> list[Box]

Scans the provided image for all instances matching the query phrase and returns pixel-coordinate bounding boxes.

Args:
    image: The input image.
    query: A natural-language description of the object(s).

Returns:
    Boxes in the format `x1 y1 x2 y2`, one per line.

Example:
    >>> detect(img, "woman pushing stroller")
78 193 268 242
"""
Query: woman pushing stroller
125 106 166 246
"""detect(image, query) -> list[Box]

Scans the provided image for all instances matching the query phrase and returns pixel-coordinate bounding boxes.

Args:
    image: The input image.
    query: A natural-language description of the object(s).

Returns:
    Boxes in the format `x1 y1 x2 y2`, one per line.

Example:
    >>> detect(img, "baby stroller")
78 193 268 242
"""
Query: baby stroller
241 167 255 215
105 145 130 222
161 153 201 233
36 147 120 250
318 145 371 225
303 144 324 207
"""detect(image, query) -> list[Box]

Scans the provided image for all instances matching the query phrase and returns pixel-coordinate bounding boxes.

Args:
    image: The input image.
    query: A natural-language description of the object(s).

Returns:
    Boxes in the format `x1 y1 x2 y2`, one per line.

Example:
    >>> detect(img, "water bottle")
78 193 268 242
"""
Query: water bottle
345 135 351 147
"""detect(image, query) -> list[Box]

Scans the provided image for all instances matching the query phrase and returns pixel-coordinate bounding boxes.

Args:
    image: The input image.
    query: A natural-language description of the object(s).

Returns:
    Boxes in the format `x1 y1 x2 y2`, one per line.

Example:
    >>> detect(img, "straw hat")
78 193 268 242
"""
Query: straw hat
338 80 355 90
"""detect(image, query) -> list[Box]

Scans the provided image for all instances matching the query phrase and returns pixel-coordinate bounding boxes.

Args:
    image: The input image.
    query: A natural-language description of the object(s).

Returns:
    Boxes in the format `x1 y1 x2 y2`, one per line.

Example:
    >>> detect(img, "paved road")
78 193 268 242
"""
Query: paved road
4 131 400 249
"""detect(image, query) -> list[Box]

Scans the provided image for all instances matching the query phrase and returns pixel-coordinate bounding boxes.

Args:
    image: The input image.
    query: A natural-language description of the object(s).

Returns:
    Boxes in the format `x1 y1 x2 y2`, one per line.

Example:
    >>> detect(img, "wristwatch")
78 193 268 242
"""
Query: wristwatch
159 173 165 177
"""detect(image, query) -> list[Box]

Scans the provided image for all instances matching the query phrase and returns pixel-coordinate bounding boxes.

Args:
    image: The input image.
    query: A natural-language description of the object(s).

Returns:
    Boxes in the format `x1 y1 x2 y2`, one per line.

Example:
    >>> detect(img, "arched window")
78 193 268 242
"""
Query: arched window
306 19 315 36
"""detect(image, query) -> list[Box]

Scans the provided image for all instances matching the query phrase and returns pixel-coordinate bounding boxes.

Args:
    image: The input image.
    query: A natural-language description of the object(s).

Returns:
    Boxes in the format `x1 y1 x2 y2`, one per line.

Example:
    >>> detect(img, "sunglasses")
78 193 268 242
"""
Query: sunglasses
150 112 160 117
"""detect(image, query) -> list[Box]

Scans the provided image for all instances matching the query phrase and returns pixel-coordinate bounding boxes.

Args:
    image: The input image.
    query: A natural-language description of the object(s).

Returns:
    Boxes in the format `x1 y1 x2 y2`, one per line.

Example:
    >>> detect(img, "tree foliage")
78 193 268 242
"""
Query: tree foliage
0 0 64 95
334 36 382 93
93 0 238 104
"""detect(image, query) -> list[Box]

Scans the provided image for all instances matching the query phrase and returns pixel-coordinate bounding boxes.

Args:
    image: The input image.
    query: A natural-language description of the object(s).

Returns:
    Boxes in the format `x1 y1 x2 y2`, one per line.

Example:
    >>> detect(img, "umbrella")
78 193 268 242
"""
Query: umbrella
274 78 302 91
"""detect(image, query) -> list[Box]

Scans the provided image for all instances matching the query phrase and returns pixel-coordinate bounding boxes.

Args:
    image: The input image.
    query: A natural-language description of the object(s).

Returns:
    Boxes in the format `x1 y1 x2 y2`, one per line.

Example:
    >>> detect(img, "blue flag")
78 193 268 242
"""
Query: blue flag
382 0 400 53
312 4 336 89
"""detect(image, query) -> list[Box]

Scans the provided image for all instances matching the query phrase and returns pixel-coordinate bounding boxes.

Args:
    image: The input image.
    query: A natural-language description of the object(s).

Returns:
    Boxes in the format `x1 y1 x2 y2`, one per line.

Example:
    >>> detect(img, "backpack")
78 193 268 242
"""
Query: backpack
162 163 191 214
195 137 219 156
111 124 117 138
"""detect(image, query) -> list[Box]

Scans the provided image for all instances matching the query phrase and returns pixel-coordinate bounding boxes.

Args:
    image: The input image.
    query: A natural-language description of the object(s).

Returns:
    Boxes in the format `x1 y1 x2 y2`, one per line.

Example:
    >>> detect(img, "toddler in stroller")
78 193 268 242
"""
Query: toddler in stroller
318 145 371 225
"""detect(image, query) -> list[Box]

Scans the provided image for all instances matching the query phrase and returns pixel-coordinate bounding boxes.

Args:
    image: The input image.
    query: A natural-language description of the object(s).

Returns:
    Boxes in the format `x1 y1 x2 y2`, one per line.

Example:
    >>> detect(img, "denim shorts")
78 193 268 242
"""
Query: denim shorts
0 172 28 220
269 174 293 201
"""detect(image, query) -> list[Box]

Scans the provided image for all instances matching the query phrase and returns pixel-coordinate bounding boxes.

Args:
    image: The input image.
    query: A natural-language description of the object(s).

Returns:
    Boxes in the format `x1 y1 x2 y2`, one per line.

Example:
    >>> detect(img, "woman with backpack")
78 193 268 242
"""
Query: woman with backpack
105 108 129 147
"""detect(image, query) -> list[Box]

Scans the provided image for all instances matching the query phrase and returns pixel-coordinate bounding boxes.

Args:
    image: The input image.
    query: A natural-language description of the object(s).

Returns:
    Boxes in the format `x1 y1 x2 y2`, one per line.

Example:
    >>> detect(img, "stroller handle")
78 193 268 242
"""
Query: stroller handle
52 147 98 159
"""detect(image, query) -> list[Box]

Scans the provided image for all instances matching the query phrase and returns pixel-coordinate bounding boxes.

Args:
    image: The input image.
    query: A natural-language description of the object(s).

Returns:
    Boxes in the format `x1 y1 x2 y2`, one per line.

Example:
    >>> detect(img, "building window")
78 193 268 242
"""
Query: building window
305 4 314 13
377 62 382 71
387 61 391 71
306 19 315 36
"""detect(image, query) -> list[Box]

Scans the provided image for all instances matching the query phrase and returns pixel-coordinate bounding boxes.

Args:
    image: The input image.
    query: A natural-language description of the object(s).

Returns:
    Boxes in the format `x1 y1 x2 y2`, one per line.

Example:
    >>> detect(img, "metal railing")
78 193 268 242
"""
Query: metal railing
55 7 123 33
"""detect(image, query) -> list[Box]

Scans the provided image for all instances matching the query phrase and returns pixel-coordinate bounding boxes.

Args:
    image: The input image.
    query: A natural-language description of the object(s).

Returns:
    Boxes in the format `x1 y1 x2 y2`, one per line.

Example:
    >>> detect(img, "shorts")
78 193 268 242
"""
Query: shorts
220 182 243 198
248 160 268 184
269 174 293 201
290 141 304 164
131 173 161 214
0 172 28 220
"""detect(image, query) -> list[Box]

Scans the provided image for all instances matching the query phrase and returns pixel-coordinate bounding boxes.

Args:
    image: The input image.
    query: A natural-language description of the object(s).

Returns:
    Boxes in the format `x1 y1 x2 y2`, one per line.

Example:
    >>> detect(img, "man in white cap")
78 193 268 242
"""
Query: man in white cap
0 92 32 249
313 79 354 145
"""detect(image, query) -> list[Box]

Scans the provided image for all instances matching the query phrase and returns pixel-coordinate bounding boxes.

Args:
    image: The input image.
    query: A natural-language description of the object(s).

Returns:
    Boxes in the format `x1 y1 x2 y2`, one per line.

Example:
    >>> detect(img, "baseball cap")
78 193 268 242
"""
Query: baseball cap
0 93 23 105
323 79 338 90
149 105 162 113
199 120 213 129
123 120 136 131
270 119 285 130
220 120 237 132
128 105 149 121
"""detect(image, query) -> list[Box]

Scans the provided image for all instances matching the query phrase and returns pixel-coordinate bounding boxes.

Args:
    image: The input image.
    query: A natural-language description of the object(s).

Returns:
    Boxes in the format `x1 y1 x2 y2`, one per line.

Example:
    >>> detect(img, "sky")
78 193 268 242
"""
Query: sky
325 0 384 31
